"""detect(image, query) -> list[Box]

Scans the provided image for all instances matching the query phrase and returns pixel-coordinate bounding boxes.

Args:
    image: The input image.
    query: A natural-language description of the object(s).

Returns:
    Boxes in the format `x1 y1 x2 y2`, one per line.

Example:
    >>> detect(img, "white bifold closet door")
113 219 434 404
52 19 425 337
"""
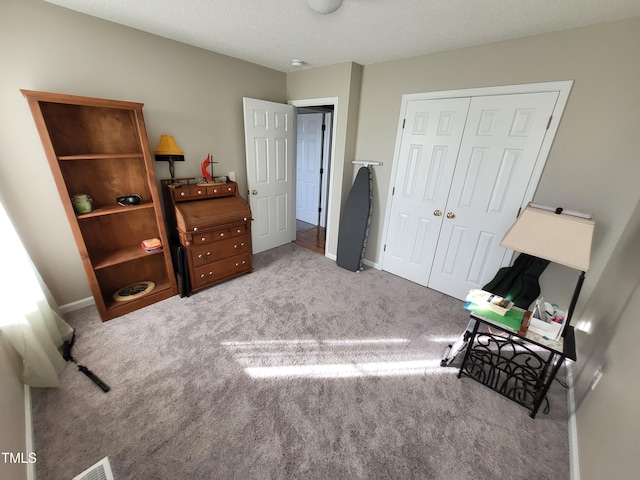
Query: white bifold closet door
382 91 559 300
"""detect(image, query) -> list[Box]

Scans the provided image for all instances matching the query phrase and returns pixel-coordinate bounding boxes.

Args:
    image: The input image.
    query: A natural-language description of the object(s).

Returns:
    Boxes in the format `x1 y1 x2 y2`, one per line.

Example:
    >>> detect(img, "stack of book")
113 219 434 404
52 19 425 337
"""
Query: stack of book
141 237 163 252
466 289 514 316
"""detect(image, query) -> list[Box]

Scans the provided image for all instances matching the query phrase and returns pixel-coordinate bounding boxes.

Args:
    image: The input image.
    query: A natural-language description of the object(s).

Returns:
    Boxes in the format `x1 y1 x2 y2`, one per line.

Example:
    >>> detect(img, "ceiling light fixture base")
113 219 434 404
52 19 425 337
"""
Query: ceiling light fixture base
305 0 344 14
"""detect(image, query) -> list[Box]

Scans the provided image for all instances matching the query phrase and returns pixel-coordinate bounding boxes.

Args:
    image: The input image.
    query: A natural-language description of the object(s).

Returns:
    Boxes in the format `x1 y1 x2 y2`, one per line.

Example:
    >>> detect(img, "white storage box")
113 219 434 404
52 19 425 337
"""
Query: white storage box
528 299 565 340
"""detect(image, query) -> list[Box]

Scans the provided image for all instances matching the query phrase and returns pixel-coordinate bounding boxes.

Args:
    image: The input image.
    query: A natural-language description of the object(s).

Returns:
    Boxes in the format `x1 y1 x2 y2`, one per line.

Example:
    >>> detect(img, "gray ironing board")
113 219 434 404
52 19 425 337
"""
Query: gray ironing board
336 166 372 272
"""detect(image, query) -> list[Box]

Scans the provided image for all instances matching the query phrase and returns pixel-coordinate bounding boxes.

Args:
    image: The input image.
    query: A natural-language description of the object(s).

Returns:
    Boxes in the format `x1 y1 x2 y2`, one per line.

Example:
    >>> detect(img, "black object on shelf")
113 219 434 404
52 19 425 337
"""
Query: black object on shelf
62 332 110 393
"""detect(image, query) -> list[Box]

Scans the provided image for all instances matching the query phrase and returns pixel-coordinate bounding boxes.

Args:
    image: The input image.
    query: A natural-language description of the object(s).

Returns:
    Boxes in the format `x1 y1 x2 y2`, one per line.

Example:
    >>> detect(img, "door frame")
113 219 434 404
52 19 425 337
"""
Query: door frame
289 97 339 258
380 80 573 272
319 111 332 228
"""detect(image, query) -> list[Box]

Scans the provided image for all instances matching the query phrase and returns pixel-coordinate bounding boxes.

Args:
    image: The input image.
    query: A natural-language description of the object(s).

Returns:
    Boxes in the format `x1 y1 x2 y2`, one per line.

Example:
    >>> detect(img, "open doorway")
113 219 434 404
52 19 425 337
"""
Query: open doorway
294 105 334 255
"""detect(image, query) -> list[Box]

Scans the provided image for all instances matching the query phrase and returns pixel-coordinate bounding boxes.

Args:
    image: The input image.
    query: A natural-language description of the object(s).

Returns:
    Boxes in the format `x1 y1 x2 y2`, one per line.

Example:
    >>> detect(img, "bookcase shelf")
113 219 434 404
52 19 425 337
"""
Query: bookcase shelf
76 202 154 219
58 153 144 161
91 245 165 270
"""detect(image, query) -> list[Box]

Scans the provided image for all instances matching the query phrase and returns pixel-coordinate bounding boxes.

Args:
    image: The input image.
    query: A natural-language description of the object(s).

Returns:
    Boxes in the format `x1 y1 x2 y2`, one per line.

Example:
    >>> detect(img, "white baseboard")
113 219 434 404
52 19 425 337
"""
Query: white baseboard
567 363 580 480
59 296 95 314
324 252 381 270
24 385 35 480
362 258 381 270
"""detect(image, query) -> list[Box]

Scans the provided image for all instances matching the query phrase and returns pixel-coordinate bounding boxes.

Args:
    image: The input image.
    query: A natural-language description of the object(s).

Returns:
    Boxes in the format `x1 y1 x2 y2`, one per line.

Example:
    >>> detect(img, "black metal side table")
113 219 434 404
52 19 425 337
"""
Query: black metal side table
457 309 576 418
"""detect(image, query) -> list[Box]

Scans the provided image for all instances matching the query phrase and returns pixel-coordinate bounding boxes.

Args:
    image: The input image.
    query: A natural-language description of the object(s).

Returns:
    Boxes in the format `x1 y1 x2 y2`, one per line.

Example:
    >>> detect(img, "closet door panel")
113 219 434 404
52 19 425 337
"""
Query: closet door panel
428 91 559 299
382 97 471 286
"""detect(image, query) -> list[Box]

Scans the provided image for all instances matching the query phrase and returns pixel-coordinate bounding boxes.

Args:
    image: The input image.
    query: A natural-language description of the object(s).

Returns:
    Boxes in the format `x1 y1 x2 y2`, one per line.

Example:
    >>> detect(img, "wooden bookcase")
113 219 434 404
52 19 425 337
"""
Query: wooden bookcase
22 90 177 321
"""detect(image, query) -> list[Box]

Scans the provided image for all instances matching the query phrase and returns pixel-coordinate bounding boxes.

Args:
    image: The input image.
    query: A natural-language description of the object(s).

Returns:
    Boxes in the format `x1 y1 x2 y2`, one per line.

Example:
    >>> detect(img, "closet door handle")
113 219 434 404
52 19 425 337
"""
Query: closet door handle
446 212 456 219
433 209 442 217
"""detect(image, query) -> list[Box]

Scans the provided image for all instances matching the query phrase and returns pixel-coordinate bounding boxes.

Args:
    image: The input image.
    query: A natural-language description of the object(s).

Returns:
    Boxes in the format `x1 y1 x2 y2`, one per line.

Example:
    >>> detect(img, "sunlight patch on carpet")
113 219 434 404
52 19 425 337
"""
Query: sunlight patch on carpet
244 359 447 379
222 338 457 379
427 335 461 343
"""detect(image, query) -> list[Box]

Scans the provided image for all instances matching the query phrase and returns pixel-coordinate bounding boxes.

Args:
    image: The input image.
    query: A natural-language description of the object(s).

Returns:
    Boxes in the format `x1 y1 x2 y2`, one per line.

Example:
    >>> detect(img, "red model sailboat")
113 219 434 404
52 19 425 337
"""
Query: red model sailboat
201 153 213 181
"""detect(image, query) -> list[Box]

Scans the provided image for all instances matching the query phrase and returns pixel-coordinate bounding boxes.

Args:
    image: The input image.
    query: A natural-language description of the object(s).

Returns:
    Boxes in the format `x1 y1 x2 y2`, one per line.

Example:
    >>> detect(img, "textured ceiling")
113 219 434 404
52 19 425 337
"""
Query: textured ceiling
44 0 640 73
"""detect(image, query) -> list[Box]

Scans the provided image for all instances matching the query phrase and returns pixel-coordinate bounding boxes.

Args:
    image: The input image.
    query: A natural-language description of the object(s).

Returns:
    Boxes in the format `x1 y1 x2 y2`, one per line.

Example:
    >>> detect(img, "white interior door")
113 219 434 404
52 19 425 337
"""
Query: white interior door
428 91 559 299
381 97 471 285
243 98 296 254
296 113 323 225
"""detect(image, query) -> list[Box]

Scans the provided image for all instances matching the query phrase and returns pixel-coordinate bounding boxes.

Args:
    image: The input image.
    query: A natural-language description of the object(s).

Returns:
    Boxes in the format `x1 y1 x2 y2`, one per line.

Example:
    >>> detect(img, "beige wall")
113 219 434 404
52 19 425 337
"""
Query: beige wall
573 196 640 406
0 0 286 305
0 336 28 480
355 16 640 314
286 62 363 256
574 196 640 479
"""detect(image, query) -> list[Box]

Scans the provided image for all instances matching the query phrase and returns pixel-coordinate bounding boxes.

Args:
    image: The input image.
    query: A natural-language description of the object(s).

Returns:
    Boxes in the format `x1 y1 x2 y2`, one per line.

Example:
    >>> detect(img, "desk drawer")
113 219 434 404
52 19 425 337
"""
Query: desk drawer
207 183 236 197
171 186 208 200
172 183 236 201
192 252 252 289
209 224 249 242
190 234 251 267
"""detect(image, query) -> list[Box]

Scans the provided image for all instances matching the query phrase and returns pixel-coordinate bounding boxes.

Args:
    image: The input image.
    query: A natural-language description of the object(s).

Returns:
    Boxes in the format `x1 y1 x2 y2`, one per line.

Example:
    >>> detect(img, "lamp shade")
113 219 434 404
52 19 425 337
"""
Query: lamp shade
154 135 184 161
500 203 595 271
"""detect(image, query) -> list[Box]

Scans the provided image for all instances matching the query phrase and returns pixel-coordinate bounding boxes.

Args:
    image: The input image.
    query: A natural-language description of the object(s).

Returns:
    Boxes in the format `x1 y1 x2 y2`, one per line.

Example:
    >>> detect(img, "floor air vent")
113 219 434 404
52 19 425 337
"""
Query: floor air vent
72 457 114 480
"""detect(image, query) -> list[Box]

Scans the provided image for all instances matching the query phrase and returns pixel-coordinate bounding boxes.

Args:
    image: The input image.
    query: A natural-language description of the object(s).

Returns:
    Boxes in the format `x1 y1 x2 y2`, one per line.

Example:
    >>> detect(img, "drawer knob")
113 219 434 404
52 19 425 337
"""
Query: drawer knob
220 232 225 237
201 237 206 242
241 242 245 247
180 191 186 196
209 271 213 275
214 189 218 193
200 274 205 278
197 190 203 194
228 187 232 191
194 227 198 232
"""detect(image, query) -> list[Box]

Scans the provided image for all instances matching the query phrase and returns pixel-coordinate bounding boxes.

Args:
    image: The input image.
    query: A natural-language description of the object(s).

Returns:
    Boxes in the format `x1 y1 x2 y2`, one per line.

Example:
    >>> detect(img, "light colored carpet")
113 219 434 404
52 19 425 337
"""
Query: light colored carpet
32 243 571 479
